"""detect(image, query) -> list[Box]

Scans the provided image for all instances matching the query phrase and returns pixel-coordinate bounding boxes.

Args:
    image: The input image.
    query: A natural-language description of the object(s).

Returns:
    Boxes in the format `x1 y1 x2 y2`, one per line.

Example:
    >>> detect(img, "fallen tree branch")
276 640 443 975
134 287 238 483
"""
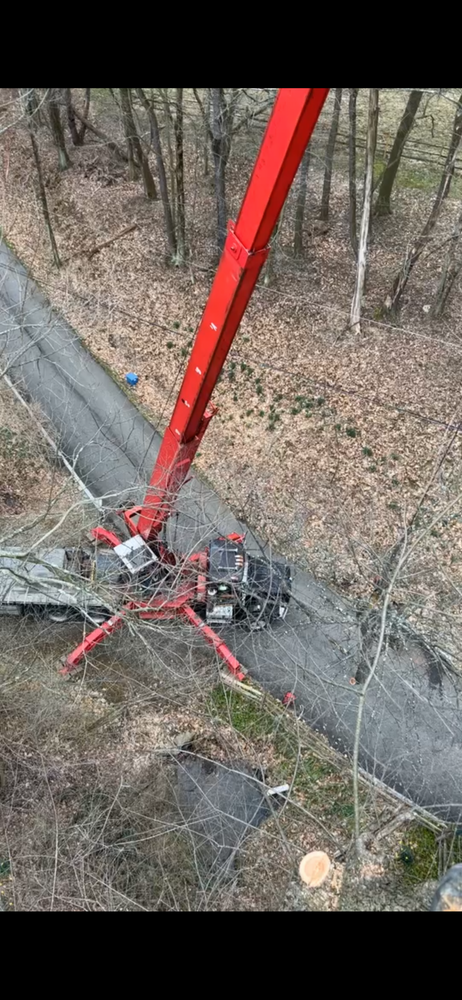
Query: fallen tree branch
87 223 138 260
218 671 262 698
72 108 128 163
60 223 139 265
352 529 409 856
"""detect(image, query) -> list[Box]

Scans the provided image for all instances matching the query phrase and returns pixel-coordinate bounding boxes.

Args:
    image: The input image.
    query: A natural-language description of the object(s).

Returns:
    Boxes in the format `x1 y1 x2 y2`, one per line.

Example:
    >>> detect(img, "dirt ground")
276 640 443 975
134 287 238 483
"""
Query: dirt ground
1 89 462 668
0 374 450 911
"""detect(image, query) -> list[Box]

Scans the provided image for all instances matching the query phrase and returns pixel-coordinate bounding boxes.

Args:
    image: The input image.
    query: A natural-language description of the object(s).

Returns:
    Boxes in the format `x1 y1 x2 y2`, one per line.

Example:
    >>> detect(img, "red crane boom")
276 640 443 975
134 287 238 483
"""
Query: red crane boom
124 88 329 541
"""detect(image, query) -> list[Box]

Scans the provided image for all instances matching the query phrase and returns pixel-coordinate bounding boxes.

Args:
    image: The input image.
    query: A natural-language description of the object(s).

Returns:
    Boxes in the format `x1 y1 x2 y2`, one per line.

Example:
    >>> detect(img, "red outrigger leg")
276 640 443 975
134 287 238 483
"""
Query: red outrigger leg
60 613 126 675
181 606 246 682
62 603 246 682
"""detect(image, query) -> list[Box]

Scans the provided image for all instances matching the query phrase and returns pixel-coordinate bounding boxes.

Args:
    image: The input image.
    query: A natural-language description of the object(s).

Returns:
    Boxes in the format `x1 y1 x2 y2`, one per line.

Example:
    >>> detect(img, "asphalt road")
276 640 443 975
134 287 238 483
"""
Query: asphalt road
1 239 461 821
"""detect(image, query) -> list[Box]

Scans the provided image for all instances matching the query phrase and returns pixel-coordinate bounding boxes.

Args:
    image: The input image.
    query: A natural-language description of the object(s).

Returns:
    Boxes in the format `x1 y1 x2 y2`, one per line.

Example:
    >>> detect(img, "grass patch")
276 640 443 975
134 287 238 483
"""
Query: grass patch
396 161 462 200
397 165 436 192
207 687 361 828
395 824 440 884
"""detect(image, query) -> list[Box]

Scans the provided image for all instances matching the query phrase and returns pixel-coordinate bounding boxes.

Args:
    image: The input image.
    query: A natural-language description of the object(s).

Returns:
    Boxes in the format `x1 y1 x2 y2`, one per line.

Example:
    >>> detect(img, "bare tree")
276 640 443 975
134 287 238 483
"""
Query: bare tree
63 88 91 147
63 87 79 146
348 88 359 258
210 88 234 251
158 89 176 225
350 88 379 334
119 87 137 180
293 147 311 257
430 204 462 317
320 88 342 222
375 90 423 216
119 88 157 199
174 88 186 264
264 202 287 286
47 88 71 170
194 87 231 249
383 91 462 316
18 87 43 127
203 88 211 177
135 88 177 261
206 88 267 251
21 89 61 268
194 87 273 252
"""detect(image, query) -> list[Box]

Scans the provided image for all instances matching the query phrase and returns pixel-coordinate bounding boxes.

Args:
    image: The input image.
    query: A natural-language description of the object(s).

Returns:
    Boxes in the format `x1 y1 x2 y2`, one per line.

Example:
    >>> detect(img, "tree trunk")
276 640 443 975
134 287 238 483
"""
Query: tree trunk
78 88 91 145
119 87 139 180
63 88 80 145
47 89 71 170
204 88 211 177
19 87 43 127
22 90 61 267
375 90 423 216
264 202 286 286
139 148 158 200
383 91 462 316
64 88 91 146
174 87 186 263
135 88 177 260
320 88 342 222
293 147 311 256
119 88 158 199
159 89 176 228
430 205 462 317
350 88 379 334
348 88 359 258
211 88 231 252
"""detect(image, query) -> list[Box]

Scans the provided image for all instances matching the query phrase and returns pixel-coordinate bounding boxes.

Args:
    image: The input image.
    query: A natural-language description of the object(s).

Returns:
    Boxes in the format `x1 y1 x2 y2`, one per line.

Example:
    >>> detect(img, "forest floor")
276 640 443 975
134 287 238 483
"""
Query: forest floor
1 89 462 675
0 375 452 911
